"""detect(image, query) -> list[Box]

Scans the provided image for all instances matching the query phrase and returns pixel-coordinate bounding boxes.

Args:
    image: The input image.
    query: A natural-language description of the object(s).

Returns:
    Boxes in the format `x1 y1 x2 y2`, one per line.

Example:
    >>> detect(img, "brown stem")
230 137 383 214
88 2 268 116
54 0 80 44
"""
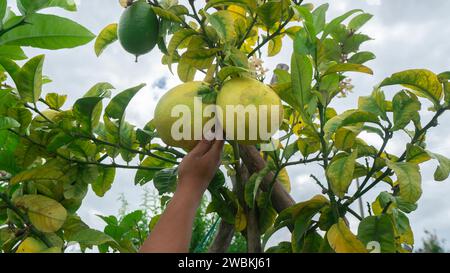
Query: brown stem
238 163 261 253
208 220 235 253
239 145 295 213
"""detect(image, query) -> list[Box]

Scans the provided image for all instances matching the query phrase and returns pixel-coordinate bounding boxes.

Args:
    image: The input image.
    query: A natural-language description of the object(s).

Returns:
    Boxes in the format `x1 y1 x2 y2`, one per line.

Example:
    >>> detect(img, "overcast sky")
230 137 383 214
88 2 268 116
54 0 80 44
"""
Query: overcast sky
20 0 450 251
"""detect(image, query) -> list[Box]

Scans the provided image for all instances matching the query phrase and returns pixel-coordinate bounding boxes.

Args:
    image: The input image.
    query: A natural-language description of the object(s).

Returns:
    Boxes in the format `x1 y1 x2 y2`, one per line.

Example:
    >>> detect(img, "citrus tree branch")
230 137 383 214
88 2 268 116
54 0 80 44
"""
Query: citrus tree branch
8 129 165 172
247 1 301 58
344 106 449 208
24 102 179 164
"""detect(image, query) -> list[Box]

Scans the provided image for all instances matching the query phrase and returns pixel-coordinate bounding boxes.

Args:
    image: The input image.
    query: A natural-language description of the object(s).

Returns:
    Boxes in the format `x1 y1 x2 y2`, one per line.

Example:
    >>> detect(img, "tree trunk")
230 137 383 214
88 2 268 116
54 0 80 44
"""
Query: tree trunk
238 163 262 253
208 220 235 253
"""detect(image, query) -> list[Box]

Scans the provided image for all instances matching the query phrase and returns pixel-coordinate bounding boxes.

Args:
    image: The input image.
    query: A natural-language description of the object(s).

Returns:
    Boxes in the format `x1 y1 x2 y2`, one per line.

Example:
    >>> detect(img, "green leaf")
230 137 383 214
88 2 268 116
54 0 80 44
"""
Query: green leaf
324 110 379 140
348 51 376 64
263 196 329 250
257 1 282 29
348 13 373 31
134 152 176 185
153 168 178 195
205 0 256 11
104 83 146 144
327 218 367 253
272 83 301 112
324 63 373 76
291 203 327 252
380 69 443 105
14 138 42 169
294 28 315 56
257 193 277 234
66 228 117 247
206 11 236 44
358 88 387 121
327 149 358 198
45 93 67 109
265 241 292 253
177 56 197 82
0 116 20 130
334 127 358 151
391 91 421 131
312 3 329 34
244 164 272 208
14 194 67 233
95 23 118 57
92 167 116 197
297 136 320 157
294 6 316 39
217 66 249 81
10 164 65 185
73 97 104 134
291 53 313 114
17 0 77 14
167 29 198 57
321 9 363 40
406 144 431 164
0 56 20 78
208 170 226 192
357 215 396 253
0 0 6 24
426 151 450 182
275 195 329 228
273 68 291 84
47 131 73 152
83 82 114 98
0 14 95 49
181 48 220 69
151 6 182 23
62 215 89 240
0 45 27 60
386 161 422 203
15 54 45 103
6 107 32 133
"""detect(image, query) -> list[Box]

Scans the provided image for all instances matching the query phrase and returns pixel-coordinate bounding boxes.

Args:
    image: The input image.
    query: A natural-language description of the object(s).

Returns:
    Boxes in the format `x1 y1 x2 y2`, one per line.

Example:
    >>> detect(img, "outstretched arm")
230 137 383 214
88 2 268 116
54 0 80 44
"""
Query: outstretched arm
139 139 224 253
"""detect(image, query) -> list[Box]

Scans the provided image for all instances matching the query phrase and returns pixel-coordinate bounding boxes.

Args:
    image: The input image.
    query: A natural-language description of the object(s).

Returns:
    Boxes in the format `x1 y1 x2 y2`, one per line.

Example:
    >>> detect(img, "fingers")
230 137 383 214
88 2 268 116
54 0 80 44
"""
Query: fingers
190 139 213 157
203 139 224 162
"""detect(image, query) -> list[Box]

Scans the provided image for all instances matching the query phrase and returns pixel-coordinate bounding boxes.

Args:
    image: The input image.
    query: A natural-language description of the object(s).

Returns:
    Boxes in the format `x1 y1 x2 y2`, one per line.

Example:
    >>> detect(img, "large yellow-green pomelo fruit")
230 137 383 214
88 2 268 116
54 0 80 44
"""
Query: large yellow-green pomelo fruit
154 82 213 151
216 77 283 145
118 0 159 60
16 237 47 253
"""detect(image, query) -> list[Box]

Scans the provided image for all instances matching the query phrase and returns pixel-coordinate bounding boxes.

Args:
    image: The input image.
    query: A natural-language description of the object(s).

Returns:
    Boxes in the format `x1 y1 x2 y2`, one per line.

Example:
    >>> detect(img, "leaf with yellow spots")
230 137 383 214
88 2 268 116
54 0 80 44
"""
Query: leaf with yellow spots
327 219 368 253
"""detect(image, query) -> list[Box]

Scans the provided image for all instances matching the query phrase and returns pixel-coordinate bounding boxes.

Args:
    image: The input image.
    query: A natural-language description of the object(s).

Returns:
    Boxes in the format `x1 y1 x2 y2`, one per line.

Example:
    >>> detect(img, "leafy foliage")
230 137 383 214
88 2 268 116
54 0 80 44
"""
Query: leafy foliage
0 0 449 253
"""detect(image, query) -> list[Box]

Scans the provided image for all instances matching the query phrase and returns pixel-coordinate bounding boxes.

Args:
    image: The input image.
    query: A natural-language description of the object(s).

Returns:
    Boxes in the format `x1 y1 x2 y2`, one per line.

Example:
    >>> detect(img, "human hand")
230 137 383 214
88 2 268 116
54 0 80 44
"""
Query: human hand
176 139 224 198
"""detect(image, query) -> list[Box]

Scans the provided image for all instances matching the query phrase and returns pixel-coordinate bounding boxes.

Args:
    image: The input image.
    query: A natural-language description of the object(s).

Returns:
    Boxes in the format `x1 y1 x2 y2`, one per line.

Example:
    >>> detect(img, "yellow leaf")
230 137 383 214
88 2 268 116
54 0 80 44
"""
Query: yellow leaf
206 11 237 44
14 195 67 233
327 219 368 253
15 237 46 253
268 35 282 57
279 195 329 221
277 167 291 193
235 204 247 231
10 165 65 185
227 5 246 20
262 152 291 193
95 23 118 57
